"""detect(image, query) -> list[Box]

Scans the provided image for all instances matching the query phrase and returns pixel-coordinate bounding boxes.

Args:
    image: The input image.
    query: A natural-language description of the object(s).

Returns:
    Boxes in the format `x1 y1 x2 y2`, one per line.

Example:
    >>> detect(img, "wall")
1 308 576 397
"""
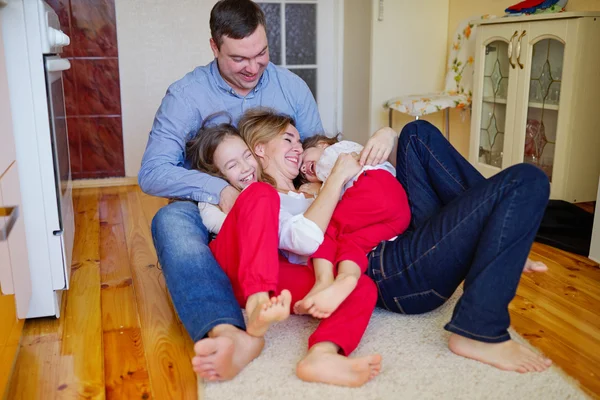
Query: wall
369 0 450 135
115 0 218 177
447 0 600 156
341 0 372 144
48 0 125 179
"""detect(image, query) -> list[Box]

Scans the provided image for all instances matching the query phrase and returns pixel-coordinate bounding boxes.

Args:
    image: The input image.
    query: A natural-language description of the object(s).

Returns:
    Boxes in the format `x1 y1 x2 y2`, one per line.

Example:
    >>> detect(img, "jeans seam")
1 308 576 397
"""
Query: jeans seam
446 323 509 340
406 134 468 193
497 180 518 256
395 289 448 301
381 181 514 280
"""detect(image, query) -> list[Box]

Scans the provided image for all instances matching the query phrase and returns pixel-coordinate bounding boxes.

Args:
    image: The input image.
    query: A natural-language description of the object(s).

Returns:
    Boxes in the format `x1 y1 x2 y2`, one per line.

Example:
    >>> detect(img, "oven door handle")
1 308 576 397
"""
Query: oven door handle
0 206 18 241
46 58 71 72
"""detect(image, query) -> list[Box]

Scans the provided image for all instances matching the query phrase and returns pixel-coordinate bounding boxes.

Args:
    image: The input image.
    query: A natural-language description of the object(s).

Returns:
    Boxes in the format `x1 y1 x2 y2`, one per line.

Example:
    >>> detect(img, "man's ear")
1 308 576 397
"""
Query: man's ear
254 143 266 158
209 38 219 58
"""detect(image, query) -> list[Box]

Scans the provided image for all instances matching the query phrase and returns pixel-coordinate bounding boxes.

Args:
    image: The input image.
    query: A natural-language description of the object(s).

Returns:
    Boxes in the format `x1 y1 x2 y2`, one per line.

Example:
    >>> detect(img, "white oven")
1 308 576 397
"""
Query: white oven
1 0 74 318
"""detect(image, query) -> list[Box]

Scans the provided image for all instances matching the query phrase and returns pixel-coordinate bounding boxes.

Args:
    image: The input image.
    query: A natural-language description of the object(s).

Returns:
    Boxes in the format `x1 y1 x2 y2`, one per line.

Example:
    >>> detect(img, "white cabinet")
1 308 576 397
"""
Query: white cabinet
0 13 31 318
469 12 600 202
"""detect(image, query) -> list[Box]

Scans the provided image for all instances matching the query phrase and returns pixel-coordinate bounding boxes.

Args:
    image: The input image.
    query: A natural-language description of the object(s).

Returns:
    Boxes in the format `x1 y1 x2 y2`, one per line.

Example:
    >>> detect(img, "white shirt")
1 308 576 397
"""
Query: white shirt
198 185 323 265
317 140 396 194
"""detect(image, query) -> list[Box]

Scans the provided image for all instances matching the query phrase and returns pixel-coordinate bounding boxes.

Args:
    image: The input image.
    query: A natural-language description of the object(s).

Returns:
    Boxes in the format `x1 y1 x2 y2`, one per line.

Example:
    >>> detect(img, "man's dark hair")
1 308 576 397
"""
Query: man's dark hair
210 0 267 49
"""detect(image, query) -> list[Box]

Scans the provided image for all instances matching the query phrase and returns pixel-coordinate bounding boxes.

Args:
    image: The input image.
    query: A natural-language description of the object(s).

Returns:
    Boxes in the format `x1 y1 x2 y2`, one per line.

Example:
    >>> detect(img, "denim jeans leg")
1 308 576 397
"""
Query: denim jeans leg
369 163 549 343
396 120 485 228
151 201 245 342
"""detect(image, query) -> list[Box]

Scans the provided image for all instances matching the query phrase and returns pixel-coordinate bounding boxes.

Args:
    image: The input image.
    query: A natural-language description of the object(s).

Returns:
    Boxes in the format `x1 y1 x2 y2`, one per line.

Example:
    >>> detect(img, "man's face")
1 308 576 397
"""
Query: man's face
210 25 269 97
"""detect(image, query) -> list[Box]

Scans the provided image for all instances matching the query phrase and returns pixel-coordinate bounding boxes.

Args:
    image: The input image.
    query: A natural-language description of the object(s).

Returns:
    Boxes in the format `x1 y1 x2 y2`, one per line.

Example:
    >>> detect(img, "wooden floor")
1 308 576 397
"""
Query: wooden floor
7 186 600 399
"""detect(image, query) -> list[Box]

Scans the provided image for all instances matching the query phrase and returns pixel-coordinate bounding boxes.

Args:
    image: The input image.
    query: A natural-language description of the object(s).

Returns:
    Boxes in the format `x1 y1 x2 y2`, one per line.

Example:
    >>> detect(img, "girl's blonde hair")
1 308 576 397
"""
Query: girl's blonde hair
238 108 296 187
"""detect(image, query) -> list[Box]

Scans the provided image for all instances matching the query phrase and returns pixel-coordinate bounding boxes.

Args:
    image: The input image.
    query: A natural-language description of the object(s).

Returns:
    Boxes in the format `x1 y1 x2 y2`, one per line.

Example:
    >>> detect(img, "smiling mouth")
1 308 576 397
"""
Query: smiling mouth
240 173 255 184
285 156 299 166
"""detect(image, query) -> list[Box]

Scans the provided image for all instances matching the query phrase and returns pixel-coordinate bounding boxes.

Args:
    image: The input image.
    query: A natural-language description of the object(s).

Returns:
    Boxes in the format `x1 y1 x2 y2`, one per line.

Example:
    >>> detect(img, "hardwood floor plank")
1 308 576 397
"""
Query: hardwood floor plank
510 303 600 399
99 191 152 399
8 340 62 399
119 187 196 399
103 329 150 399
55 189 105 399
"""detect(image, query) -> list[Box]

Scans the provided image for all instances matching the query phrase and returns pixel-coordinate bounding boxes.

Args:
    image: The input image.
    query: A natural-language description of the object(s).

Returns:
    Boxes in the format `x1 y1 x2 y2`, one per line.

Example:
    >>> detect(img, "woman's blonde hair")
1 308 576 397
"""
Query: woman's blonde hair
238 108 296 187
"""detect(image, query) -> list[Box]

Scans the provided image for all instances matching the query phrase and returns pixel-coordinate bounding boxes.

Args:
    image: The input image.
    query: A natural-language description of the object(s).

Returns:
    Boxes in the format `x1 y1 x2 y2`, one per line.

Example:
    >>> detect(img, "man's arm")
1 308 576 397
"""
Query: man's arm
293 79 324 139
138 89 228 203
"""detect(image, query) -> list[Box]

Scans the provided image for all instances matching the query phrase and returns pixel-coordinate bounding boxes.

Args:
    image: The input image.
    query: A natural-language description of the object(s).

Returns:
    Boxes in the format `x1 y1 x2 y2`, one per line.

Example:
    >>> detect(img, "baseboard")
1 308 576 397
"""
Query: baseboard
71 176 138 188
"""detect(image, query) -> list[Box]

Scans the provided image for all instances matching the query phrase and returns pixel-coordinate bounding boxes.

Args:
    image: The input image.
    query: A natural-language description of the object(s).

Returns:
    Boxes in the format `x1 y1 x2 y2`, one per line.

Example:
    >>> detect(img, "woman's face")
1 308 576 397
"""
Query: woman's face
257 124 303 181
213 135 259 190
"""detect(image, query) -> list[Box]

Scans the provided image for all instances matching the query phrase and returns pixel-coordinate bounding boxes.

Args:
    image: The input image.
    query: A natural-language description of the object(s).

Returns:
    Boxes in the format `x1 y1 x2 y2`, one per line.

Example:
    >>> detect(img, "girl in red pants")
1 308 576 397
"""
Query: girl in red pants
294 135 412 319
186 112 381 387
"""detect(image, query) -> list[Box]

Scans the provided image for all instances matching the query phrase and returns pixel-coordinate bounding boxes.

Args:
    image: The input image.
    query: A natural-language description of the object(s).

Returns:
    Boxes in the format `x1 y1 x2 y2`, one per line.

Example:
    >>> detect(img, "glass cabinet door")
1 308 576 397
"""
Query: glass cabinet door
478 40 512 168
522 38 564 182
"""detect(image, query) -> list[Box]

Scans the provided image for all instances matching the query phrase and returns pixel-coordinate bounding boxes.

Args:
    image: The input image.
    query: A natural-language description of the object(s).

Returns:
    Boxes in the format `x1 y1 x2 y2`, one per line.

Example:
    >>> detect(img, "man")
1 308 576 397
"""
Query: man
139 0 396 382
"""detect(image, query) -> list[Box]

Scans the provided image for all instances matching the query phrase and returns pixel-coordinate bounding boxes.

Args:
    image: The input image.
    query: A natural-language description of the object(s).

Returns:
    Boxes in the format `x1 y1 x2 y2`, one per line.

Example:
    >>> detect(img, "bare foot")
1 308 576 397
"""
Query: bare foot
448 333 553 373
296 344 382 387
294 279 332 315
192 325 265 381
246 290 292 337
300 275 358 319
524 258 548 273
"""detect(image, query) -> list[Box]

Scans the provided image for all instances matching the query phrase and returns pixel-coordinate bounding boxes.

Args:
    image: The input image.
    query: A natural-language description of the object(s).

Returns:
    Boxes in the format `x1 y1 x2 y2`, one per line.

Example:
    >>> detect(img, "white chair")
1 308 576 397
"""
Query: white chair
385 15 495 140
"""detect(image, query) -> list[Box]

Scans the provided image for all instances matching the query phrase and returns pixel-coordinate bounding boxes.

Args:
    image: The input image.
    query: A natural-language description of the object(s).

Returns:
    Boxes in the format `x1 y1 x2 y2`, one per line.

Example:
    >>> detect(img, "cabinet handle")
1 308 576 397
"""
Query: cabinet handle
508 30 518 69
0 206 18 241
516 30 527 69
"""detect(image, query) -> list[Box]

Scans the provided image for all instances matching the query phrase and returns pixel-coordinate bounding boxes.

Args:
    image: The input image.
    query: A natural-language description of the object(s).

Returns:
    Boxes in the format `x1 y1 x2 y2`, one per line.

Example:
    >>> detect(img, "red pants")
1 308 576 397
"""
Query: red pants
209 182 377 355
311 169 411 273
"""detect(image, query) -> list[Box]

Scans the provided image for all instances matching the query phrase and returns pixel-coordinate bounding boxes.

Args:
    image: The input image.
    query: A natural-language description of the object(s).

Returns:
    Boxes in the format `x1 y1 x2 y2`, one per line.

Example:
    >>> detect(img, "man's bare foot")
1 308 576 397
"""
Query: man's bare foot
448 333 553 373
296 343 382 387
192 324 265 381
298 275 358 319
524 258 548 273
294 279 332 315
246 290 292 337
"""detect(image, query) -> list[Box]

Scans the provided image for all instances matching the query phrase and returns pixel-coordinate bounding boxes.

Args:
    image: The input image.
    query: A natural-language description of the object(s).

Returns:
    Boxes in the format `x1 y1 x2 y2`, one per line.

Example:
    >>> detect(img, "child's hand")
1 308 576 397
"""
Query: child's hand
360 127 397 166
219 185 240 213
299 182 321 196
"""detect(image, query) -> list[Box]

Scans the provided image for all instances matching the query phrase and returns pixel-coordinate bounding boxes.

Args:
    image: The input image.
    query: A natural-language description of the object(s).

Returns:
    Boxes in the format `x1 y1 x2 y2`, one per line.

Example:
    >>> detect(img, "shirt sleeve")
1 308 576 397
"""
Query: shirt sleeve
137 89 229 204
198 202 227 234
293 78 324 139
278 207 324 256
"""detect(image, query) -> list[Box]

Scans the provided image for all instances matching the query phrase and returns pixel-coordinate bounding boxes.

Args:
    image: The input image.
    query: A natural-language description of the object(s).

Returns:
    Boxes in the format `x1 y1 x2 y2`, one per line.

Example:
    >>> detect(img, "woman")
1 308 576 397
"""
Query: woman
203 110 383 387
242 109 552 374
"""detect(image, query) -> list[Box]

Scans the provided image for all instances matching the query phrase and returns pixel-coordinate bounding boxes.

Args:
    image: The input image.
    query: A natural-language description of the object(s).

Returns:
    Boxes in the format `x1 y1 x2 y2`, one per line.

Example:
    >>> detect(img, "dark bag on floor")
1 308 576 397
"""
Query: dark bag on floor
534 200 594 256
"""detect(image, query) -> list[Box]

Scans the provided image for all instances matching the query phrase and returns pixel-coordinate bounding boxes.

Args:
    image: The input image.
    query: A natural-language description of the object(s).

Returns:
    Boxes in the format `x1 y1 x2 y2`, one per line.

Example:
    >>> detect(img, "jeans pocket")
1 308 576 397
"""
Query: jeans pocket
393 289 448 315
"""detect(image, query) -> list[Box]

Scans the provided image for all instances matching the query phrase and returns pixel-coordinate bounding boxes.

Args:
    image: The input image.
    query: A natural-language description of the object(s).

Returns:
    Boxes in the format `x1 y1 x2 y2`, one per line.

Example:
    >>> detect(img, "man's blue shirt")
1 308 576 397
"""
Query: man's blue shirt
138 60 323 203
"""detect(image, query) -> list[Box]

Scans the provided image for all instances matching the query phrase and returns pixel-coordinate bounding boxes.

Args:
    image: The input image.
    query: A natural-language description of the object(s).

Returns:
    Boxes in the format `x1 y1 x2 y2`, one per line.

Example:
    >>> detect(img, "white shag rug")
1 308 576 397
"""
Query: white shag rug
200 289 587 400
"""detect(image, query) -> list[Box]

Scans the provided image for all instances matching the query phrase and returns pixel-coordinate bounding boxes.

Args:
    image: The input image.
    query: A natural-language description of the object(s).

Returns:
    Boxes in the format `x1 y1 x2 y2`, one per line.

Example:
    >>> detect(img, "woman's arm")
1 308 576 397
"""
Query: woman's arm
303 153 361 232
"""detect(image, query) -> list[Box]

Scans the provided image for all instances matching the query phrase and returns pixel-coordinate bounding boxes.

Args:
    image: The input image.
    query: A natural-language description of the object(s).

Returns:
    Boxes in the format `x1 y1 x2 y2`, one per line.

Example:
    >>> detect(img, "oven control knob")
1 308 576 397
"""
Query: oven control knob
48 27 71 48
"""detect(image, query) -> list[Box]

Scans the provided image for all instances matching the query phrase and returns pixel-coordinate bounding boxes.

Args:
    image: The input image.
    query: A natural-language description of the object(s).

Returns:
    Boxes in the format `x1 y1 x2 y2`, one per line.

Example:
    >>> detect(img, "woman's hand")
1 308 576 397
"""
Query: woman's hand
299 182 321 197
360 126 397 166
329 152 362 185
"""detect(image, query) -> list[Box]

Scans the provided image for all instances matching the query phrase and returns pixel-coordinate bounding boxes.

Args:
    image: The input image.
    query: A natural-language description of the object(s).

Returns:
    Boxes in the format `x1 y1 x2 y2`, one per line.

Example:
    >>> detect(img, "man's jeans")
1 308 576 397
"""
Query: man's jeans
152 201 245 341
367 120 550 343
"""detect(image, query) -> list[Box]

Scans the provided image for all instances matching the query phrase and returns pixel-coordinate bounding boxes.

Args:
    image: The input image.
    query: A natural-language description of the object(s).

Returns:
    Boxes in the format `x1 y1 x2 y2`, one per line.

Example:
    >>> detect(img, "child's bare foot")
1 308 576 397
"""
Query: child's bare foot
524 258 548 273
246 290 292 337
192 324 265 381
294 279 332 315
296 343 382 387
448 333 553 373
300 275 358 319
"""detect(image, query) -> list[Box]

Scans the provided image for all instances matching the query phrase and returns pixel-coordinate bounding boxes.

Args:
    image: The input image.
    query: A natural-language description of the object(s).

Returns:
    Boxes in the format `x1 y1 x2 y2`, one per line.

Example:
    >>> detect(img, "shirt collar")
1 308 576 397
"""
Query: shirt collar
210 59 271 97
